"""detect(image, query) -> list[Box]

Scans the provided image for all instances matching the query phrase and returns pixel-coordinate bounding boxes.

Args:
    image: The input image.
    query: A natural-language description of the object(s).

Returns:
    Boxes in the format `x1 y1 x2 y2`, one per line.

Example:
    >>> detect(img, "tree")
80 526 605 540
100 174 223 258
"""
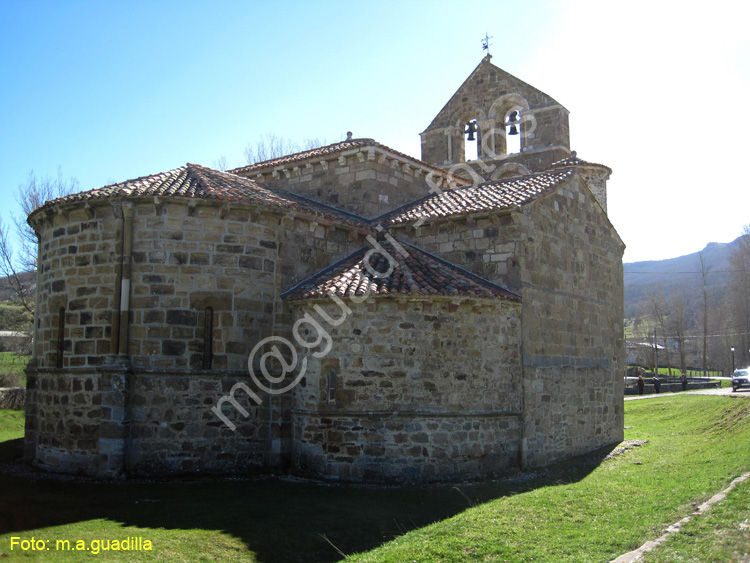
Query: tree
727 225 750 368
698 251 710 377
668 289 689 374
212 155 229 172
643 289 673 375
0 168 78 316
242 135 328 165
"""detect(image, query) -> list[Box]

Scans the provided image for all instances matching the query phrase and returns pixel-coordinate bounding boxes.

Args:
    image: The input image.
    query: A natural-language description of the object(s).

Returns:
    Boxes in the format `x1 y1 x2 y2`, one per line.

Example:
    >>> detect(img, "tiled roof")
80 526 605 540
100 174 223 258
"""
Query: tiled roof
548 151 612 175
230 139 374 173
229 138 470 184
380 168 576 225
28 163 368 225
283 239 520 301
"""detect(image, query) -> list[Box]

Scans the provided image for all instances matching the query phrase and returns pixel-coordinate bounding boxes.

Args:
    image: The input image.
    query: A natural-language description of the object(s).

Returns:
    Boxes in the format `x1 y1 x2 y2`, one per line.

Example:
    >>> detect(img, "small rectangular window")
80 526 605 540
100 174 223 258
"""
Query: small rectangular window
327 370 337 405
56 306 65 369
203 307 214 370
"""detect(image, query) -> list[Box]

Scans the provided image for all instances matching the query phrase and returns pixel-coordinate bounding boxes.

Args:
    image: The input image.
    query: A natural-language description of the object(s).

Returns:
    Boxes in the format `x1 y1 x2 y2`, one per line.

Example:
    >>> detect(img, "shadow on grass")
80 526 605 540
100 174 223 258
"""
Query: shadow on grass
0 441 618 563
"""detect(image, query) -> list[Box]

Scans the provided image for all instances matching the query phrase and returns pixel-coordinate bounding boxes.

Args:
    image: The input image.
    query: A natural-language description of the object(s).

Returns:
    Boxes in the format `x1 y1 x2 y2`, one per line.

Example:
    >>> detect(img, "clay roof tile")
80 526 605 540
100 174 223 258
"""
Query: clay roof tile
283 239 520 302
28 163 369 227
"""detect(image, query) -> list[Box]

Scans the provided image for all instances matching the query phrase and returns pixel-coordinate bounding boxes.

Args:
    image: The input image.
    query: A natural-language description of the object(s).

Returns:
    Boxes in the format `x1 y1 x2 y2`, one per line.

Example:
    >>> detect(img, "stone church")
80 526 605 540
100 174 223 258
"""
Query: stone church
23 55 625 481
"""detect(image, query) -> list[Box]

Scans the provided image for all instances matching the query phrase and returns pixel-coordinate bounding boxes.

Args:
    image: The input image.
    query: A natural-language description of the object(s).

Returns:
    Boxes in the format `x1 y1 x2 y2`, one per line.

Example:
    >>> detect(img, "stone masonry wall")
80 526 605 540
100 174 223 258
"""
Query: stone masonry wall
127 200 280 372
33 204 119 369
236 149 445 220
24 369 102 474
516 177 624 466
31 197 364 373
27 196 363 476
127 372 282 476
393 175 625 468
24 367 280 477
290 297 523 481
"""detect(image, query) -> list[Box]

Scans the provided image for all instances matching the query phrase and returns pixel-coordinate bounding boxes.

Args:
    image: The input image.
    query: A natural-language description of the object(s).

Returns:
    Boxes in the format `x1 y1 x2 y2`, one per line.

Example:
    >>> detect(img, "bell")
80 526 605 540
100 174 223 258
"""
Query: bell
507 110 520 135
465 120 477 141
467 129 476 141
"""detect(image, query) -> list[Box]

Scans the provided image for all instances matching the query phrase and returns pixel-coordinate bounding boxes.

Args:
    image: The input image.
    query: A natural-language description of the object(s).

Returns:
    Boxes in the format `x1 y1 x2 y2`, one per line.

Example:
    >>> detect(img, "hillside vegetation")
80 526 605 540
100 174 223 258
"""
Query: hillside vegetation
624 234 750 372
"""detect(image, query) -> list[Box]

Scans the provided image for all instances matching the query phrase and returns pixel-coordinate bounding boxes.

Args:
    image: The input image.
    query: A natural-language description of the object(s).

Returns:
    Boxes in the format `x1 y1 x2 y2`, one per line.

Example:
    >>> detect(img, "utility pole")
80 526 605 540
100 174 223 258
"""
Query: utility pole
699 252 709 379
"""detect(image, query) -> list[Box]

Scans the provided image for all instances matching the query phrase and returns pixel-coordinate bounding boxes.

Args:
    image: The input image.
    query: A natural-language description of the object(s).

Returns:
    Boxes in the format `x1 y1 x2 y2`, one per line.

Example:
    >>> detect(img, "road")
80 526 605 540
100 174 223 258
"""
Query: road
625 386 750 401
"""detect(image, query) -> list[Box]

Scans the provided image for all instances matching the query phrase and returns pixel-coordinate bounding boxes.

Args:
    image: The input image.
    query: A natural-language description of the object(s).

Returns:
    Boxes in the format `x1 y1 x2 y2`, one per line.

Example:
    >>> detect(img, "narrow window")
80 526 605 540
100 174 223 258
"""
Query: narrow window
203 306 214 370
56 306 65 369
327 369 337 405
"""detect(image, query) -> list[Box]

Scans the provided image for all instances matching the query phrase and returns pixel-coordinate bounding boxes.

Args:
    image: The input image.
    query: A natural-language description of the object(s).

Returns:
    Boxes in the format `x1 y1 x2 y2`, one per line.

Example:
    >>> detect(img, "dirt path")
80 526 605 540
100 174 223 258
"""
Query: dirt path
615 386 750 561
610 472 750 562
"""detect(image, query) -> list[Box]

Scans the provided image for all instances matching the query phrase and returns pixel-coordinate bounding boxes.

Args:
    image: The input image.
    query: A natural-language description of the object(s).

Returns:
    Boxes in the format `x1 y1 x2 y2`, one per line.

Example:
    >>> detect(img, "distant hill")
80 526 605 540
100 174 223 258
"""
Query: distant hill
624 237 744 318
0 271 35 303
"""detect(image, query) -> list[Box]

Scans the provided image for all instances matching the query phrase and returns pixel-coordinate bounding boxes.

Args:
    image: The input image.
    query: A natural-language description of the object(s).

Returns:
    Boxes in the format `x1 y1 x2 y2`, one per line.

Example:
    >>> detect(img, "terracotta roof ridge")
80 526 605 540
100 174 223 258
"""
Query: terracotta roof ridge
398 241 520 300
27 162 372 227
186 163 370 224
547 151 612 174
282 237 521 301
280 246 370 300
229 138 470 183
380 167 575 225
228 138 376 173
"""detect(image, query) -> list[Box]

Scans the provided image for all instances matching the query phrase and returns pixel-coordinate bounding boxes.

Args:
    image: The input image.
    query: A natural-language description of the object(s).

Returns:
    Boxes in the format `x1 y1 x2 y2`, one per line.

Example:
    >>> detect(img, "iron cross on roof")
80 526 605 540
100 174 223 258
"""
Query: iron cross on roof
481 33 493 53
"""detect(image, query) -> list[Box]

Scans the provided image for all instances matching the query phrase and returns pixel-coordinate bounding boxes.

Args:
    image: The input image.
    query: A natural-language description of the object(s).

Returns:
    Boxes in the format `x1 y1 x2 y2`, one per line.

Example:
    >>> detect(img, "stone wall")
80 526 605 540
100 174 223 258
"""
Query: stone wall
290 297 523 481
127 200 281 372
24 366 284 477
235 147 451 220
127 371 284 476
30 198 364 374
24 369 102 474
514 176 625 466
393 175 625 468
26 196 364 476
33 204 119 369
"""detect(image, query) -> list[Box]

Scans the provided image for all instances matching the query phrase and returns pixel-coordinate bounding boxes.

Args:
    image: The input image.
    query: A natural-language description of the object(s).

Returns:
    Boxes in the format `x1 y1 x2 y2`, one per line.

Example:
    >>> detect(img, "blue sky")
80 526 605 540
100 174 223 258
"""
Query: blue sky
1 0 748 263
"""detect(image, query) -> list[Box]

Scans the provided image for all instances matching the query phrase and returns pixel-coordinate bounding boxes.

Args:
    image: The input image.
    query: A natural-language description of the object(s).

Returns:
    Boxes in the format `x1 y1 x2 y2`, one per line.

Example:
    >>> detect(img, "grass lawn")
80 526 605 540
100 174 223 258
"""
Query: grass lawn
642 474 750 563
0 410 24 444
0 395 748 562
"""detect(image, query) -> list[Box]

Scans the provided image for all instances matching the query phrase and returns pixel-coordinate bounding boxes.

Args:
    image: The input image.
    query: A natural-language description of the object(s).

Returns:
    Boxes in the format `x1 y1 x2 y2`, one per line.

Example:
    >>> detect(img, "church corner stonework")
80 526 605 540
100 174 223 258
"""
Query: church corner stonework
23 58 624 482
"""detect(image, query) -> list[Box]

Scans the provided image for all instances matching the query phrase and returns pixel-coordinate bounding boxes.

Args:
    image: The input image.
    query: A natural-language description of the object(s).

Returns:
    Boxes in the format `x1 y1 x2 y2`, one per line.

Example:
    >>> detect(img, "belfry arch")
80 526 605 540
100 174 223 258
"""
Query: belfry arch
420 55 571 175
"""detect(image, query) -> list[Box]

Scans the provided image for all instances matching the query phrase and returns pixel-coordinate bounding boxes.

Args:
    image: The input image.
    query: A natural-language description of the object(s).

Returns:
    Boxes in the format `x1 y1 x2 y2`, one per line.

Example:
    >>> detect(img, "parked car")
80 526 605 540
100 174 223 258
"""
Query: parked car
732 368 750 392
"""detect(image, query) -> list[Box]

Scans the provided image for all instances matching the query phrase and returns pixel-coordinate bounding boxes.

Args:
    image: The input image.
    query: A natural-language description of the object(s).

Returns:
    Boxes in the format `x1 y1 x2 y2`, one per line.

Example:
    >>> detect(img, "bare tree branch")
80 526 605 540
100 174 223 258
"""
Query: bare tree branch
213 155 229 172
0 216 34 315
0 168 78 319
243 135 328 166
12 167 78 272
